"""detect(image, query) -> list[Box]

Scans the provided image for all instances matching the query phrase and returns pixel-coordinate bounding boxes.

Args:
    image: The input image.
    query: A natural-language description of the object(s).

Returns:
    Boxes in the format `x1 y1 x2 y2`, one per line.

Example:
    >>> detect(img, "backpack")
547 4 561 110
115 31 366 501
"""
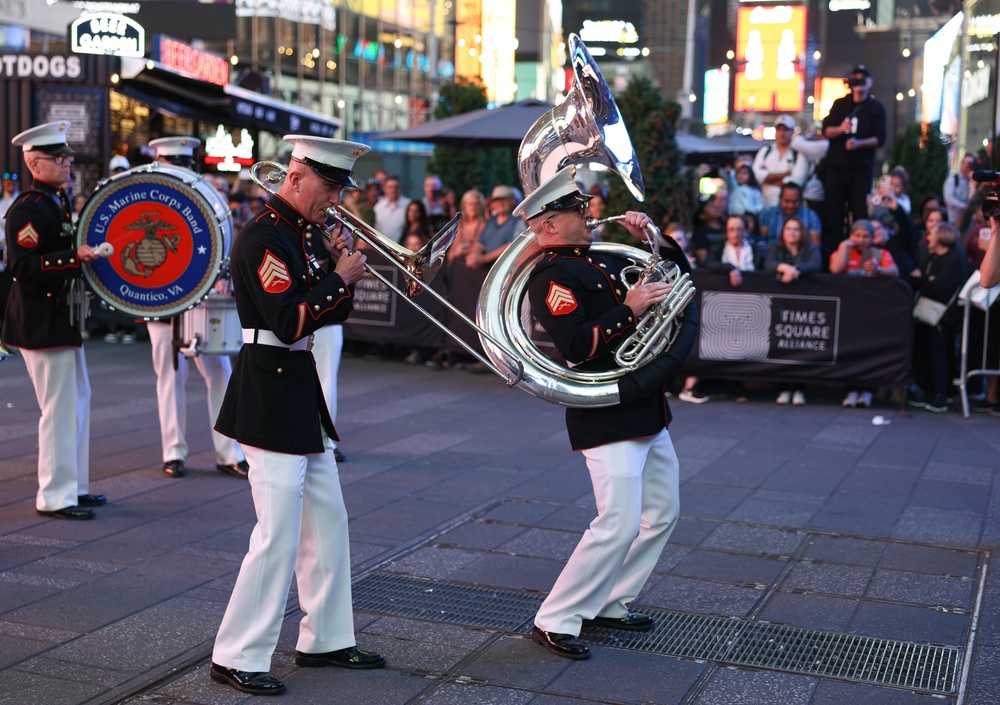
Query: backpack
762 145 809 185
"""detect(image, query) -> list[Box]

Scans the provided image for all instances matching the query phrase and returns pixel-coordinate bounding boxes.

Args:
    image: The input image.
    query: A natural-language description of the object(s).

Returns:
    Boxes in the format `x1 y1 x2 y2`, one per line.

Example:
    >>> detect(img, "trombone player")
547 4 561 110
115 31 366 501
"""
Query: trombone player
519 167 698 660
209 136 385 695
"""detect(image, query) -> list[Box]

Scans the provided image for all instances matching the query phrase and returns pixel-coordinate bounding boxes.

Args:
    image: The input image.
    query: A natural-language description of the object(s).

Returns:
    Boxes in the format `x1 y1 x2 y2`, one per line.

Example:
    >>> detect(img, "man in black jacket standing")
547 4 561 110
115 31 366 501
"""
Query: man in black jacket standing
3 121 106 520
821 64 886 259
210 136 385 696
518 167 698 660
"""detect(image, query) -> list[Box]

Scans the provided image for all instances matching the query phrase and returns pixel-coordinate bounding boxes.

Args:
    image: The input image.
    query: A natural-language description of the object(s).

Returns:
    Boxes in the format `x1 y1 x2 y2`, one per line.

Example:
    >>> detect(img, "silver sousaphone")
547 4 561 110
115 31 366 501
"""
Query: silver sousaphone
475 34 695 407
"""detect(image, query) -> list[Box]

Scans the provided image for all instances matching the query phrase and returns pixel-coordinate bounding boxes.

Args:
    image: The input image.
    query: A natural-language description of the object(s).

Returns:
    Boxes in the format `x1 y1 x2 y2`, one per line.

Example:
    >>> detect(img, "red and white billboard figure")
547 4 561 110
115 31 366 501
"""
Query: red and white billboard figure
734 5 806 113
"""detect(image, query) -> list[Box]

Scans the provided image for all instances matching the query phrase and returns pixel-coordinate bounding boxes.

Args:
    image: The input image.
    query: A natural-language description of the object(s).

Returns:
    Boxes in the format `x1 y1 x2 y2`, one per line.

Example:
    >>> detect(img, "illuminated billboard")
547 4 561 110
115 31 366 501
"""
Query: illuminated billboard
704 68 730 125
734 4 806 113
814 77 849 120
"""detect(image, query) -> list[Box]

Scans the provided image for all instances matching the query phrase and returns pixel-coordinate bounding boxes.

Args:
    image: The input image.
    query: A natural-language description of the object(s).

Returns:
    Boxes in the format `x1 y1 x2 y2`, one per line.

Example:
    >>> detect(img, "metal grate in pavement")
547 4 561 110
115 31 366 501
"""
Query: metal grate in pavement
352 572 960 694
353 571 543 631
585 609 960 694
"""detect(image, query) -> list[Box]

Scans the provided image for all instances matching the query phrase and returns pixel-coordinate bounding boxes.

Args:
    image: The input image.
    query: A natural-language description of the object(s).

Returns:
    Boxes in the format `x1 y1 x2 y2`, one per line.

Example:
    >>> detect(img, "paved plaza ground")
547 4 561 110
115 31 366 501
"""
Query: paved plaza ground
0 339 998 704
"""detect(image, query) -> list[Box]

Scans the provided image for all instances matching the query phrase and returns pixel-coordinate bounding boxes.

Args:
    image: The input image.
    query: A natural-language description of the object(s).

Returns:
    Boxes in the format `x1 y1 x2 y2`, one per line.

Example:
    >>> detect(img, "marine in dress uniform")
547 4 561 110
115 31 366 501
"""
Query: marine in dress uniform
2 122 107 520
209 136 385 696
145 137 248 479
520 167 698 660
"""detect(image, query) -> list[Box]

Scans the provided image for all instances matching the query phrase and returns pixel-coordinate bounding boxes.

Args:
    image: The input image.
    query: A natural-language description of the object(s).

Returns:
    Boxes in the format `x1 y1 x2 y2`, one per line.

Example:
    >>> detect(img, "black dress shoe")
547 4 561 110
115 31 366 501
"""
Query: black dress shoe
531 627 590 660
210 663 286 695
37 506 94 520
295 646 386 669
217 460 249 479
77 494 107 507
582 612 655 632
163 459 185 478
333 448 346 463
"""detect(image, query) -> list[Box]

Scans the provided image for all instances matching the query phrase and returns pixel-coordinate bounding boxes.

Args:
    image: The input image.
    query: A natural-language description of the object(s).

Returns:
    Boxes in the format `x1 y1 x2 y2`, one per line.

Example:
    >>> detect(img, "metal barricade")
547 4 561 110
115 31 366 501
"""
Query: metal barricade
957 271 1000 417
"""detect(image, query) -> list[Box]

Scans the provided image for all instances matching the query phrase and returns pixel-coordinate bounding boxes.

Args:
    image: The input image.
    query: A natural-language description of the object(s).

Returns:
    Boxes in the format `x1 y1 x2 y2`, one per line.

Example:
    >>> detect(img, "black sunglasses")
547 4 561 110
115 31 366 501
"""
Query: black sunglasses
545 201 589 221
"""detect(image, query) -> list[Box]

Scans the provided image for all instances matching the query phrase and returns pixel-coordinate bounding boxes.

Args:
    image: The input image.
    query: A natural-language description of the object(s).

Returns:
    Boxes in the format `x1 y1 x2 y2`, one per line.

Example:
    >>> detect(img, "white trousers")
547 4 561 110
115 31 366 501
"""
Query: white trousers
148 321 243 465
212 436 355 672
311 324 342 449
21 346 91 511
535 428 680 636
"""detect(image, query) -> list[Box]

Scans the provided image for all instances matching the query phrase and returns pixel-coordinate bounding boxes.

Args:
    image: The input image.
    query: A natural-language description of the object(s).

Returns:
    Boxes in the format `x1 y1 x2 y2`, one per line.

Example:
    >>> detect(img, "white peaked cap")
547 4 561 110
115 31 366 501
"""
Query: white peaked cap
12 121 73 154
149 136 202 158
513 166 592 221
109 155 131 171
285 135 371 188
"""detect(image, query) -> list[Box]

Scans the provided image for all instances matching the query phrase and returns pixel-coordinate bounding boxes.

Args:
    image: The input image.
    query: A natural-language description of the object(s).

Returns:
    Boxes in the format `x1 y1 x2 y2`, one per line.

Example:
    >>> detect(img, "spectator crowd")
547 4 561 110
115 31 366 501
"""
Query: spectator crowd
6 65 997 417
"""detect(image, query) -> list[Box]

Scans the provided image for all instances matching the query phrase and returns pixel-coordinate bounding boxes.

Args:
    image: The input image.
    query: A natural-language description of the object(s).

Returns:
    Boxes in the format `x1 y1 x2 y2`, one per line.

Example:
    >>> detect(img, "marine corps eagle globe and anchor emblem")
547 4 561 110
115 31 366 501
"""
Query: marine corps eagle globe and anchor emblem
76 166 233 320
119 211 181 277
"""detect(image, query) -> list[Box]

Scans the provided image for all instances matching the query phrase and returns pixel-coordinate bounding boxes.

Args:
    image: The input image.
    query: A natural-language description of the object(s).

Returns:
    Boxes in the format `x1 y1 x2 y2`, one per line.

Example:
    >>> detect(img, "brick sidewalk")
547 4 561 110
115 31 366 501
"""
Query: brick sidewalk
0 340 997 704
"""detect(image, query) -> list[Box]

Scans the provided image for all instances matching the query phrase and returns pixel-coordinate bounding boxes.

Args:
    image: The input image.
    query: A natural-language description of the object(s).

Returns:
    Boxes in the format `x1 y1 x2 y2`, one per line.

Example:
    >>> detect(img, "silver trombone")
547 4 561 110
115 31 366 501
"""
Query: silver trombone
250 161 524 386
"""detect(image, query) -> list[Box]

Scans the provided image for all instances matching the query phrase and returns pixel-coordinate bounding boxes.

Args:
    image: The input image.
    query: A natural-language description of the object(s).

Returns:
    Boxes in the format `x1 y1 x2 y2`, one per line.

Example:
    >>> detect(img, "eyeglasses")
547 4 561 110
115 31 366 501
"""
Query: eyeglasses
35 155 74 166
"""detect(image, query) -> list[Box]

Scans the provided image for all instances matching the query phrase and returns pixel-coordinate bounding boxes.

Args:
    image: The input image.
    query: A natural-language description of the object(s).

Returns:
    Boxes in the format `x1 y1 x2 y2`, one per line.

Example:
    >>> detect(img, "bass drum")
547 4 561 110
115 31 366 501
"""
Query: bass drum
77 162 233 320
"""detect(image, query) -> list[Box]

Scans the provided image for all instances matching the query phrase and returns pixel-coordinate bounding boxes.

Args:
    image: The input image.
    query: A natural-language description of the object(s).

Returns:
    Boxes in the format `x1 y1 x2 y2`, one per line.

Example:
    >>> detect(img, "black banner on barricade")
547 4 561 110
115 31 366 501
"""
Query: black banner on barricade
341 250 447 349
684 271 913 388
442 259 488 358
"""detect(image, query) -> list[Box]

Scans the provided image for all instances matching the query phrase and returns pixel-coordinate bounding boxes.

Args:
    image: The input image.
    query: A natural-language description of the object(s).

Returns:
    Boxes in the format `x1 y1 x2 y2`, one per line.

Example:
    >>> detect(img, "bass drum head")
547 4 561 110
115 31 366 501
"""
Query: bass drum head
77 163 232 319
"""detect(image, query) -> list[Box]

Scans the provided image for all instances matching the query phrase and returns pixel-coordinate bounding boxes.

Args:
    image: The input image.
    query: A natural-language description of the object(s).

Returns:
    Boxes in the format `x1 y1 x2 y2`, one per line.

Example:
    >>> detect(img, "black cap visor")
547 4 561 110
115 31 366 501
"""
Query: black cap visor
31 143 74 156
298 155 358 188
161 155 196 169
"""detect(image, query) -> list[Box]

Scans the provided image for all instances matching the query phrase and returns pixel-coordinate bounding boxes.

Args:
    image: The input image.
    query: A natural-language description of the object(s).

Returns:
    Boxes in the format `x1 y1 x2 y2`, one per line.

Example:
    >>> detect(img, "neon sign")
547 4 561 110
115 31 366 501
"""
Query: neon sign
153 35 229 86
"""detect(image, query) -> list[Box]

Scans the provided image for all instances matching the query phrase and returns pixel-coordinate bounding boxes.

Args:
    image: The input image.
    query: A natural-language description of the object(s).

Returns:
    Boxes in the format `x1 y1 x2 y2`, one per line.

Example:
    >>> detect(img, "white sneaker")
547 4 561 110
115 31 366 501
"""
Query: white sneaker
121 333 136 344
678 388 709 404
858 391 873 408
776 390 792 405
842 391 859 408
792 390 806 406
103 332 119 343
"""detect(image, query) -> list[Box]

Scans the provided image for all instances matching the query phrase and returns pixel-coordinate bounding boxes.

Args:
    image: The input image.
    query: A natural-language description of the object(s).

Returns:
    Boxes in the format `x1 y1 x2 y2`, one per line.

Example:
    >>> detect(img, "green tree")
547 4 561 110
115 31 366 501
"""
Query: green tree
426 78 519 197
602 76 692 243
889 121 949 207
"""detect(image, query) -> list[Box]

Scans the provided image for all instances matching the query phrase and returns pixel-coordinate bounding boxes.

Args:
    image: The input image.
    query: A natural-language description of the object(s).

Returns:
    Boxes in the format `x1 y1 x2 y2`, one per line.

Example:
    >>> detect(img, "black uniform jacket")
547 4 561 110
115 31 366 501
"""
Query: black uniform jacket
527 238 699 451
2 180 82 350
214 196 353 455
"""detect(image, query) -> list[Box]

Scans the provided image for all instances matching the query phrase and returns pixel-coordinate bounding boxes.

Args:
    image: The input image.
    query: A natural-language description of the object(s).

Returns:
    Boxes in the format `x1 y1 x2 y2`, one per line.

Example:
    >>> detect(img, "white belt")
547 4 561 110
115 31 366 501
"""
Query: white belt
242 328 309 351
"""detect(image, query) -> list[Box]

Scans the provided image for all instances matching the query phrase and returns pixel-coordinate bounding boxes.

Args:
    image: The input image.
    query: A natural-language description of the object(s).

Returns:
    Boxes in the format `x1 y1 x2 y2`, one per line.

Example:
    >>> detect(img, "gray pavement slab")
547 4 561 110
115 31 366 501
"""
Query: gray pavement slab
0 340 997 704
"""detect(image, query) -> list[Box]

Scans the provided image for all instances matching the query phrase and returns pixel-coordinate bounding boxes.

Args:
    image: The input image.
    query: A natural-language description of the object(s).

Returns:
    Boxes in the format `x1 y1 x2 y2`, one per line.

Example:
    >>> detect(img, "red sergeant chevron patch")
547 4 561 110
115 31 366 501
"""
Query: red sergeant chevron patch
17 223 40 248
258 249 292 293
545 281 578 315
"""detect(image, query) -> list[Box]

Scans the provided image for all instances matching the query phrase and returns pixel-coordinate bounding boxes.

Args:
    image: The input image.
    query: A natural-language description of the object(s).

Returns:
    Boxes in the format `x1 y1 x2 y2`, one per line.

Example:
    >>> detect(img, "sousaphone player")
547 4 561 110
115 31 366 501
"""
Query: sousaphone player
519 167 698 659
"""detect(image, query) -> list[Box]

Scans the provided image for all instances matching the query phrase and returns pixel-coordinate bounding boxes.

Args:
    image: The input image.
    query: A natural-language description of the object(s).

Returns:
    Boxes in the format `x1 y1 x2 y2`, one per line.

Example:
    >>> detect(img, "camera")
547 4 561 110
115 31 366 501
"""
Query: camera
870 195 883 206
973 170 1000 219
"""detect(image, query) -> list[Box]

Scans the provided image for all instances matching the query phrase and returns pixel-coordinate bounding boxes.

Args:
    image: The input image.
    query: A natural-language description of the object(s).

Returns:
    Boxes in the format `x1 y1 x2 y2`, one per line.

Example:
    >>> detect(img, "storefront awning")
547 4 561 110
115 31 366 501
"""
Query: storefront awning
225 84 339 138
119 62 340 137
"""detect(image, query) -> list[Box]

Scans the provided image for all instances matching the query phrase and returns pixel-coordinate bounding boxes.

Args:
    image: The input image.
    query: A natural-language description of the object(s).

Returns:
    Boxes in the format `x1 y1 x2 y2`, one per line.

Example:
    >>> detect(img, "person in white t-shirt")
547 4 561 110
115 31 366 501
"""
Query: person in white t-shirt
752 115 810 209
373 175 411 242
